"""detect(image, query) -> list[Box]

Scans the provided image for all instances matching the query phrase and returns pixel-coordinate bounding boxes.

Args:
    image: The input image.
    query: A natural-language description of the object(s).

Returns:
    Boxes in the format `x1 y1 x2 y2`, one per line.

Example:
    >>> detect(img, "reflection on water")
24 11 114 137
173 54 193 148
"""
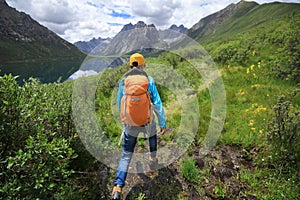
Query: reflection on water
0 49 165 85
0 57 126 84
0 59 83 84
68 56 126 80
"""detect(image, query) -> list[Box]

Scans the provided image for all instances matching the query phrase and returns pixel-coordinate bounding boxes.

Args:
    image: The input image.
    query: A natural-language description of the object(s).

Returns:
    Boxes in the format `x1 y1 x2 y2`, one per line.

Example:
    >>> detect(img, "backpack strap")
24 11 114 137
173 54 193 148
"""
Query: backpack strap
124 67 148 78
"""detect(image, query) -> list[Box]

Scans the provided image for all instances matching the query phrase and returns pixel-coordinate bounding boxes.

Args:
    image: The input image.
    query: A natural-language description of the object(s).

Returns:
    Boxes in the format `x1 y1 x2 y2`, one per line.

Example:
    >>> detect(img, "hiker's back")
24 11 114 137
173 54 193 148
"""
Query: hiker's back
120 67 151 126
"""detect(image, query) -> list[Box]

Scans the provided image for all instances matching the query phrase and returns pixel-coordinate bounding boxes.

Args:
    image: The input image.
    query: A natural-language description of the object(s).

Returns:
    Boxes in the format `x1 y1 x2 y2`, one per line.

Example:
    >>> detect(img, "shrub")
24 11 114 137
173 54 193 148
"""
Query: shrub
181 157 200 183
0 75 104 199
208 40 252 66
271 17 300 83
0 74 21 158
3 130 76 199
267 89 300 170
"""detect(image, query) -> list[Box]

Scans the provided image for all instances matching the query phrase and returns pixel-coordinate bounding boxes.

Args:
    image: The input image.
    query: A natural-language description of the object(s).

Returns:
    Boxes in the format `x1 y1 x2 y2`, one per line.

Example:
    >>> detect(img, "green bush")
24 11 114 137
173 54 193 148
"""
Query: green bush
3 130 76 199
0 74 21 158
267 89 300 169
208 40 253 66
271 18 300 83
180 157 200 183
0 75 105 199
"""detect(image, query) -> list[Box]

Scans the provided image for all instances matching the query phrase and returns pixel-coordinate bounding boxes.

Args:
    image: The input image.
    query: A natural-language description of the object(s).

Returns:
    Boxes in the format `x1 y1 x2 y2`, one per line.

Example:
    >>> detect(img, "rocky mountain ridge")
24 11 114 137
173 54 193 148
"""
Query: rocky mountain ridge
74 37 112 54
100 21 160 56
75 22 188 55
159 24 188 42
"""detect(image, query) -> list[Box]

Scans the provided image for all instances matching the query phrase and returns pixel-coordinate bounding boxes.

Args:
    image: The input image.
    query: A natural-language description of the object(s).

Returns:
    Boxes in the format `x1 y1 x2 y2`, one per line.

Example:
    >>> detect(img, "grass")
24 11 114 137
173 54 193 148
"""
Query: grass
238 168 300 199
92 47 299 198
180 157 200 183
217 62 296 147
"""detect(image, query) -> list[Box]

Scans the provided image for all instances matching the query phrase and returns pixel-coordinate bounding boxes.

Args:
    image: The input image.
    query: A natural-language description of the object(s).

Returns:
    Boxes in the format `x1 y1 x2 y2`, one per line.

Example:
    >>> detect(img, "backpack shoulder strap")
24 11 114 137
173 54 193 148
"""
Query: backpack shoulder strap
124 67 148 78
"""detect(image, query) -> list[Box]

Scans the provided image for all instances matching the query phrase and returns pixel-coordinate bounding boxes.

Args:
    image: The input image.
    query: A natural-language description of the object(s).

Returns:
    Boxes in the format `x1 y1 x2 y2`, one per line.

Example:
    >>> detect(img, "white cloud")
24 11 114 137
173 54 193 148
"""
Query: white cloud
131 0 182 26
6 0 130 42
62 21 113 42
6 0 300 43
169 0 233 28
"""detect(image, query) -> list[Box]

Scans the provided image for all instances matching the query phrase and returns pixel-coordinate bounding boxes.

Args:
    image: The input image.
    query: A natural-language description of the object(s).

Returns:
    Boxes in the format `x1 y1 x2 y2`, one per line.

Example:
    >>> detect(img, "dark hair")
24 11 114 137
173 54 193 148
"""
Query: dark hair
132 61 138 67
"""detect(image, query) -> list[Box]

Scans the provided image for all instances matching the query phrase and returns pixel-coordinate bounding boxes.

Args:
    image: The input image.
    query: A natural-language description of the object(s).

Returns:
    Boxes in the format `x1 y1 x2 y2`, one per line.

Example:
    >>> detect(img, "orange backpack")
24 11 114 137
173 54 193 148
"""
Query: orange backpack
120 68 152 126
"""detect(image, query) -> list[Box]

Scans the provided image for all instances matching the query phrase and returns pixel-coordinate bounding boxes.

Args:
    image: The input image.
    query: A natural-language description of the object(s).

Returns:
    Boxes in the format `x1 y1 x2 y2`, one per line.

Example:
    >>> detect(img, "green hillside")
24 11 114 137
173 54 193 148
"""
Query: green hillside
190 2 300 44
188 1 259 41
204 5 300 82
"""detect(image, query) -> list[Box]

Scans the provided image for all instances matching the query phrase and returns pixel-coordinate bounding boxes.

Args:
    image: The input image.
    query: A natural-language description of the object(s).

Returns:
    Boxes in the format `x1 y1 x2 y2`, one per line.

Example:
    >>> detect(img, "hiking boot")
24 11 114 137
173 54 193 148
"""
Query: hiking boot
111 185 122 200
149 156 158 171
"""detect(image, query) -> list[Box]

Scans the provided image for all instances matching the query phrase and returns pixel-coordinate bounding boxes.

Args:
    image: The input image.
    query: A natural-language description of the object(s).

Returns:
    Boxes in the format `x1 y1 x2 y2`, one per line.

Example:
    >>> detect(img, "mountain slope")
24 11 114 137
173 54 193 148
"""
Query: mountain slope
74 37 111 55
102 21 160 56
188 0 259 42
188 0 300 44
159 24 188 43
0 0 84 63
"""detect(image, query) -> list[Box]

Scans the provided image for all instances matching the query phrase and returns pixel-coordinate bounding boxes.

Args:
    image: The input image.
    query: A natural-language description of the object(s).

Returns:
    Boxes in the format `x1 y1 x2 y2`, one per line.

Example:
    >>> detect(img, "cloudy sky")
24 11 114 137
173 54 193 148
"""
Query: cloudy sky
6 0 300 43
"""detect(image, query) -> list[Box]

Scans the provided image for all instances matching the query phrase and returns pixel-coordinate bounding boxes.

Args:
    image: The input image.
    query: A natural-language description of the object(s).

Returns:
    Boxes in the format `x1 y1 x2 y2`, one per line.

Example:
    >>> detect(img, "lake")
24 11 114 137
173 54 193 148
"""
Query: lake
0 56 127 85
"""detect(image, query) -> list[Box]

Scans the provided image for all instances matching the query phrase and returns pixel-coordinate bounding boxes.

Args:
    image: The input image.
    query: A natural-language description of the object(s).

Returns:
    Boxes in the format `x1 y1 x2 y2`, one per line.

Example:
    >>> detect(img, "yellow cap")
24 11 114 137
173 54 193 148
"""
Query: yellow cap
130 53 145 67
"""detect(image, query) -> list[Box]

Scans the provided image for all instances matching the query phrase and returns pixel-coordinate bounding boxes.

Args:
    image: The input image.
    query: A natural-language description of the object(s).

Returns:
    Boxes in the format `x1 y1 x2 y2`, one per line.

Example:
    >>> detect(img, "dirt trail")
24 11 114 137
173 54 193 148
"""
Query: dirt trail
113 145 258 200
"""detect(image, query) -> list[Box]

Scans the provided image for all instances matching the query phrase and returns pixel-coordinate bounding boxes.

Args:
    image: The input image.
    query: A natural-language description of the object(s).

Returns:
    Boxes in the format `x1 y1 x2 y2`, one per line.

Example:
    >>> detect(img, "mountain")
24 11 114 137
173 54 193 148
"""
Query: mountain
72 22 187 78
75 0 300 56
188 0 300 44
169 24 188 34
74 37 111 54
0 0 84 63
189 1 258 38
101 21 160 56
77 22 188 56
159 24 188 42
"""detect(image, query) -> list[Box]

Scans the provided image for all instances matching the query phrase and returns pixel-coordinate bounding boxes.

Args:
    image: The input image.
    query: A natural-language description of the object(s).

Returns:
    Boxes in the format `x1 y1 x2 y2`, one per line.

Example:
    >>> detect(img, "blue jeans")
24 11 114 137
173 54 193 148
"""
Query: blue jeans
114 122 157 187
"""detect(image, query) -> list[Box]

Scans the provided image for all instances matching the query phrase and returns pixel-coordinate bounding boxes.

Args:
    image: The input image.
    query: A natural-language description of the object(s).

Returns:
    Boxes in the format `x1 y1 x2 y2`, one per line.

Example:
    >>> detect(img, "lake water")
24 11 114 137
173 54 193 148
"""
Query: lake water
0 59 83 84
0 57 126 84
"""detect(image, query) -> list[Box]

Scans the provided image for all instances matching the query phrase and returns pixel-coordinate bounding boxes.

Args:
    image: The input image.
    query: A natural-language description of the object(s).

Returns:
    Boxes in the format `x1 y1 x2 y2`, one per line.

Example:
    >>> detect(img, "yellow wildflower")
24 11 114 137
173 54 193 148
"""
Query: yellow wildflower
253 105 267 114
238 89 245 95
250 64 255 71
248 120 255 126
251 103 258 108
259 129 264 134
258 62 261 68
251 84 261 89
246 68 250 74
251 127 256 131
